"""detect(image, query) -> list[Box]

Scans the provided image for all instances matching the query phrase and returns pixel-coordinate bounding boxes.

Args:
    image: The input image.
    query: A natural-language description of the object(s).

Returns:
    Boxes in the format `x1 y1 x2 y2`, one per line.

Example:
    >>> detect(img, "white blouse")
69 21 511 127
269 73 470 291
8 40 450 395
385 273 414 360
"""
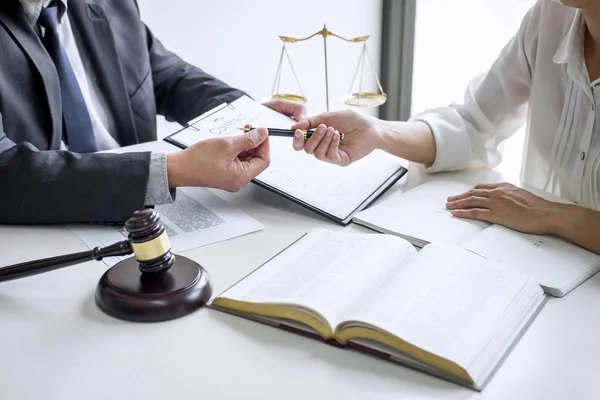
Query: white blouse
413 0 600 211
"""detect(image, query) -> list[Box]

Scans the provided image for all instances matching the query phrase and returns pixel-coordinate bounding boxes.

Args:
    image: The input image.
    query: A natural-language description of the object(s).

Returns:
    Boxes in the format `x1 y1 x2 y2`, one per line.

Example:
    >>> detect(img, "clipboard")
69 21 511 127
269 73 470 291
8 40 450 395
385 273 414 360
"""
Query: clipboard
164 96 407 226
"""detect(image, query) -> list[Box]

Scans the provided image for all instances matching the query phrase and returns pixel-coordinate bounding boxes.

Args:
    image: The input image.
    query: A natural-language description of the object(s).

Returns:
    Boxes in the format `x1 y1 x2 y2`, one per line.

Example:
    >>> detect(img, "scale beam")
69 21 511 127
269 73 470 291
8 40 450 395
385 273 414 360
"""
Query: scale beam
279 27 369 43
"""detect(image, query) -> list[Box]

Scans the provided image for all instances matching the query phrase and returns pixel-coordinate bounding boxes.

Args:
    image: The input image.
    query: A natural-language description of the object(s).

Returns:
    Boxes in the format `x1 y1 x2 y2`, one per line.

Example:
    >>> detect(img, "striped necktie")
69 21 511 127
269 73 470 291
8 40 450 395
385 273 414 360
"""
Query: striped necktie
38 5 99 153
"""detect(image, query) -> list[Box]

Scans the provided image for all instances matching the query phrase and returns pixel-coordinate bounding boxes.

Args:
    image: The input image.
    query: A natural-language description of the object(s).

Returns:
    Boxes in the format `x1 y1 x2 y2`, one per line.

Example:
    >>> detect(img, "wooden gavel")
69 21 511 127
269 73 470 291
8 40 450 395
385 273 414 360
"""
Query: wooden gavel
0 209 212 322
0 209 174 282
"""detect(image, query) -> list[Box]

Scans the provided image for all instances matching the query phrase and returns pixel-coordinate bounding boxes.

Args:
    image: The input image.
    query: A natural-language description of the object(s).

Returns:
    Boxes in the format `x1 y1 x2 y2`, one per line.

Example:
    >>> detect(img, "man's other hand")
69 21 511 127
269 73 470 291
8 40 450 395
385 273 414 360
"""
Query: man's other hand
262 99 308 122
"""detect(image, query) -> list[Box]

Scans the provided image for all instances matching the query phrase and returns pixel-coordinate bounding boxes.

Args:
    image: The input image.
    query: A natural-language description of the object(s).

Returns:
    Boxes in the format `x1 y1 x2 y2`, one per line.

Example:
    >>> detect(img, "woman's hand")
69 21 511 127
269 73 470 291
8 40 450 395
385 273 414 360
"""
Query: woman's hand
446 182 558 234
291 110 382 166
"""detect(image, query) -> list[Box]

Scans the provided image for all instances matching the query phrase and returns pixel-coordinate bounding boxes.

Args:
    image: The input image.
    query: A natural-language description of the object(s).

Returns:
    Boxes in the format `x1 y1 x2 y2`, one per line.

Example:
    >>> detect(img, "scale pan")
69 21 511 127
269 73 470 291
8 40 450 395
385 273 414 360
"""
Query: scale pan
265 94 307 104
343 92 387 107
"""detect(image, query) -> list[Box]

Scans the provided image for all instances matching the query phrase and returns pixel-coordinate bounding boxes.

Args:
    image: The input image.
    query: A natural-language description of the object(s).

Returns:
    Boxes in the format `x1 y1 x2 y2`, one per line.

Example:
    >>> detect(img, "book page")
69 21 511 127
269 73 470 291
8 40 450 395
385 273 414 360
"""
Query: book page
354 180 489 246
169 96 406 220
218 228 417 327
347 244 535 365
463 224 600 296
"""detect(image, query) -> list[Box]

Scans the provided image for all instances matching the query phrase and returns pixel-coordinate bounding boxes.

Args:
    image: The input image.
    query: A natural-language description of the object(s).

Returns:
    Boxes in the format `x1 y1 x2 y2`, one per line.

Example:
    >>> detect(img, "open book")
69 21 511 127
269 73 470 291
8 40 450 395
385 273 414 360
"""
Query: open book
211 228 545 390
164 96 407 225
354 180 600 297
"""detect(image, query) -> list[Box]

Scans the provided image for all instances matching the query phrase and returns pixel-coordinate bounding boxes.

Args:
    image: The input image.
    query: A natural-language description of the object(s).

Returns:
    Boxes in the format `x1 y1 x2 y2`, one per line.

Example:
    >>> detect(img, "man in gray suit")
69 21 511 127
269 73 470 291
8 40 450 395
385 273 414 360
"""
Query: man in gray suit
0 0 305 224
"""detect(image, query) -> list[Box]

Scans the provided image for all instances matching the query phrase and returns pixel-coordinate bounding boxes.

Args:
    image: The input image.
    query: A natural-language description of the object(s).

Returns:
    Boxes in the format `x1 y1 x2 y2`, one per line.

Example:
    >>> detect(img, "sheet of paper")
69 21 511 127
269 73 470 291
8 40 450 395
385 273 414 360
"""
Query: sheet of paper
169 96 406 220
354 180 489 246
68 188 264 267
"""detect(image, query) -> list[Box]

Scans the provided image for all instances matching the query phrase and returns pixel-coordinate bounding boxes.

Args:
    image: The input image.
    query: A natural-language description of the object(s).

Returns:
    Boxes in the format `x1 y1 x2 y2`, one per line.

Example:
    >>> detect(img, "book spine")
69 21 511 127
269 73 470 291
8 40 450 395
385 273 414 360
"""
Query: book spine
346 341 392 360
277 324 348 348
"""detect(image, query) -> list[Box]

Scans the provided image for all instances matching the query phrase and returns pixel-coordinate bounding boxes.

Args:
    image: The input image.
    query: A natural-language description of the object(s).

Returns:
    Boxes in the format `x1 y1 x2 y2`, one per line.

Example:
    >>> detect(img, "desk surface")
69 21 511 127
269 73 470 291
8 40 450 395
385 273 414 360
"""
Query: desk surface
1 141 599 400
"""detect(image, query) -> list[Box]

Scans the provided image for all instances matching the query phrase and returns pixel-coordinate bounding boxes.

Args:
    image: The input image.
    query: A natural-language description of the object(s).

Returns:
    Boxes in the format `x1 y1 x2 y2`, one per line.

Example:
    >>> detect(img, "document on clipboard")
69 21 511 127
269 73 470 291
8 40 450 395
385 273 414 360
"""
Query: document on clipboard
164 95 408 225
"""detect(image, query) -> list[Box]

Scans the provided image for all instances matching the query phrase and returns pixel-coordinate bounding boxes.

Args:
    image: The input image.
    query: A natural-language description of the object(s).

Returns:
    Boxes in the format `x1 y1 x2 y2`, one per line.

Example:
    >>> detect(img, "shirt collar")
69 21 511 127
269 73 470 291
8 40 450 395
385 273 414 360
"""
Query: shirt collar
552 9 593 92
19 0 68 26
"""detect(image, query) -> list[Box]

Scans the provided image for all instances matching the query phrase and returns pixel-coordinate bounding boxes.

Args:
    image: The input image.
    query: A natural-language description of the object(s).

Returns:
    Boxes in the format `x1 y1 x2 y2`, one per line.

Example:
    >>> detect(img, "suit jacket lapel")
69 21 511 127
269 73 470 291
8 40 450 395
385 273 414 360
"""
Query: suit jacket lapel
0 1 63 149
68 0 138 146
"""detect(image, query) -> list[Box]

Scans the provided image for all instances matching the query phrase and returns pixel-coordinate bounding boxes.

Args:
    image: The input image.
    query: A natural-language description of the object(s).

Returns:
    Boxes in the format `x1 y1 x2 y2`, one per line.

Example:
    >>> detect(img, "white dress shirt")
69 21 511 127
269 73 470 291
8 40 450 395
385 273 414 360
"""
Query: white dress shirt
19 0 173 205
413 0 600 211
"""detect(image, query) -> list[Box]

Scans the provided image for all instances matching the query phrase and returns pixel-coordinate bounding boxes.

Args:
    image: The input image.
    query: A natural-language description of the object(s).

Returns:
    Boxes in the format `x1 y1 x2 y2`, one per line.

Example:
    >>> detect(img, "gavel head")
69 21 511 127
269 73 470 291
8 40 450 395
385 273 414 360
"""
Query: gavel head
125 209 174 274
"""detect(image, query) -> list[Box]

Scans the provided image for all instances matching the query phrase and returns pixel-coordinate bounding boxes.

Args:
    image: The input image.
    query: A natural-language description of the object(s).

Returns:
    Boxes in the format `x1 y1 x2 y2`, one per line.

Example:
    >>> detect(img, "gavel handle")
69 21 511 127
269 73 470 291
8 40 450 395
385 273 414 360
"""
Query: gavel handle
0 240 133 283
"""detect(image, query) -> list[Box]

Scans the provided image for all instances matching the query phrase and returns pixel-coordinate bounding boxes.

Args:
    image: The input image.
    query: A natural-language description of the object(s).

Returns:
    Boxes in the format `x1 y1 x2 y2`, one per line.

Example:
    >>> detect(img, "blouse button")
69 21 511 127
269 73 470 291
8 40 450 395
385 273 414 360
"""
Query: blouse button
580 151 586 161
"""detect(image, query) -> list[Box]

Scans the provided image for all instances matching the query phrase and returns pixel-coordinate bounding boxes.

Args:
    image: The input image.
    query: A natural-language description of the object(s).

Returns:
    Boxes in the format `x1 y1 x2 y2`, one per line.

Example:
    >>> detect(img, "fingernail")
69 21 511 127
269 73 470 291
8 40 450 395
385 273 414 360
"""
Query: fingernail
249 129 263 142
294 130 303 139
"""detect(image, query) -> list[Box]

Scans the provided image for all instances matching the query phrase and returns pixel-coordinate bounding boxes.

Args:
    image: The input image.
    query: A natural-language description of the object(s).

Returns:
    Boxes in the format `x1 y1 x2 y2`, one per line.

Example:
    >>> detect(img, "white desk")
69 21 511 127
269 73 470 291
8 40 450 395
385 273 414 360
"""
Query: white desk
1 141 599 400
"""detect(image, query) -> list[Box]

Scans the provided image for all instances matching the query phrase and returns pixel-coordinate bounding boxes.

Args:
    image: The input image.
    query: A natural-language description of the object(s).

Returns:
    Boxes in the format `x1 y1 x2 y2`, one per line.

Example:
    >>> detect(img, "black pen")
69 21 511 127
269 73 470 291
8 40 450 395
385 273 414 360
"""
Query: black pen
238 127 344 141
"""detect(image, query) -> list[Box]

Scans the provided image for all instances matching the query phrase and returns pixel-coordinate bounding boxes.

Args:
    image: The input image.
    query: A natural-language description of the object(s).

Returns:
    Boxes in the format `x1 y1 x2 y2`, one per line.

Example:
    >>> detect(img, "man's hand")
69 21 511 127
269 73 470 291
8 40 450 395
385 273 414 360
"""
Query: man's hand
290 110 383 166
446 182 558 234
263 99 308 121
167 126 270 191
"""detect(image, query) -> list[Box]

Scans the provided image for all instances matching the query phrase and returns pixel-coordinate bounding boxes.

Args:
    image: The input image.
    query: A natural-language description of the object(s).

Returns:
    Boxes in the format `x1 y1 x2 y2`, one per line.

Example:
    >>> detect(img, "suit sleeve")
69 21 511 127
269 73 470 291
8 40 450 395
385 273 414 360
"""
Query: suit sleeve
0 115 152 224
143 24 247 125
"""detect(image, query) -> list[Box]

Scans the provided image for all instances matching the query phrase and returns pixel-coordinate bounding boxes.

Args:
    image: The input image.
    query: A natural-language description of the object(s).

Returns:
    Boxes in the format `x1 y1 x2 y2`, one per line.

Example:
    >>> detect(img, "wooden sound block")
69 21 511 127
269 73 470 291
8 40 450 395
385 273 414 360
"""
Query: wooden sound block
95 255 212 322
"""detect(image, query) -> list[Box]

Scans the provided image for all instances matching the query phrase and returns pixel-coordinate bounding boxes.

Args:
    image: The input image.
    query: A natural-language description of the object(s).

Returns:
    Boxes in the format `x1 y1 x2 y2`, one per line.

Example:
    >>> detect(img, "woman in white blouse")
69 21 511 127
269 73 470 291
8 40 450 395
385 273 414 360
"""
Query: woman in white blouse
292 0 600 254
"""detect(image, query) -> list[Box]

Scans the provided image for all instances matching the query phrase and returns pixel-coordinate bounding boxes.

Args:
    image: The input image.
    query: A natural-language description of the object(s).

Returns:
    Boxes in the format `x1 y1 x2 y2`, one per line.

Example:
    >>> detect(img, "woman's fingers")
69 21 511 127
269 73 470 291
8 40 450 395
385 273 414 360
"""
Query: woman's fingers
446 196 494 210
450 208 494 222
313 127 336 161
447 188 494 202
303 124 329 155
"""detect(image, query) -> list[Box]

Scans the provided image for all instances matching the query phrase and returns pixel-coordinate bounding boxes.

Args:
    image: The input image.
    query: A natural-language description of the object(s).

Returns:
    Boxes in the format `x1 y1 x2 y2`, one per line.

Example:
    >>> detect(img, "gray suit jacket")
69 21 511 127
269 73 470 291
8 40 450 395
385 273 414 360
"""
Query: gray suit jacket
0 0 245 224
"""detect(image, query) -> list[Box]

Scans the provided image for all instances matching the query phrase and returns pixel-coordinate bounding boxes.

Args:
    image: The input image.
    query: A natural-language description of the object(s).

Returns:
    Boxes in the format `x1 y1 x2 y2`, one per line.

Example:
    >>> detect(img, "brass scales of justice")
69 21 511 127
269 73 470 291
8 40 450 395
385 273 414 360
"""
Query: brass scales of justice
266 24 387 112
